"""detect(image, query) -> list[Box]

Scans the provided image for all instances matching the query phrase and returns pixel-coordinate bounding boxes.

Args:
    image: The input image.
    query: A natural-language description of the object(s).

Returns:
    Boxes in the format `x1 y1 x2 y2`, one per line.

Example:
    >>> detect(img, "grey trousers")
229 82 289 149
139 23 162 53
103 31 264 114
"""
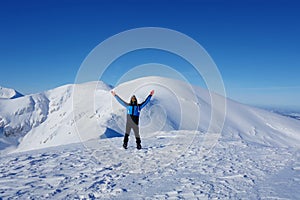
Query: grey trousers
125 115 140 139
124 115 141 145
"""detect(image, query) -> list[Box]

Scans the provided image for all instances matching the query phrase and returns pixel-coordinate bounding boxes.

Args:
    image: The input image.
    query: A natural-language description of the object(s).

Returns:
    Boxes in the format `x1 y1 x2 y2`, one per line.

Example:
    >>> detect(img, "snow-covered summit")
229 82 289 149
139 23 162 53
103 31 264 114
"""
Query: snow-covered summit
114 76 300 147
1 77 299 199
0 76 300 153
0 81 112 153
0 86 23 99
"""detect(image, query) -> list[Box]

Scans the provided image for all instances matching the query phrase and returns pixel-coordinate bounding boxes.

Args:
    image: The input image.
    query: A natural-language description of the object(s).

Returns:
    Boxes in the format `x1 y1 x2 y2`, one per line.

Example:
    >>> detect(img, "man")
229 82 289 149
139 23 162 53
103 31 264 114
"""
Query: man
111 90 154 149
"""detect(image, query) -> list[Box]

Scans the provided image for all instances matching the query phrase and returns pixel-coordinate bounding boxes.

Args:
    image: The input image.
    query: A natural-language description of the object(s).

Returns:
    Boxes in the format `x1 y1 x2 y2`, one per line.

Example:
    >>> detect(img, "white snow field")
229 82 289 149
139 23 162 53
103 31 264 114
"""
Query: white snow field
0 76 300 199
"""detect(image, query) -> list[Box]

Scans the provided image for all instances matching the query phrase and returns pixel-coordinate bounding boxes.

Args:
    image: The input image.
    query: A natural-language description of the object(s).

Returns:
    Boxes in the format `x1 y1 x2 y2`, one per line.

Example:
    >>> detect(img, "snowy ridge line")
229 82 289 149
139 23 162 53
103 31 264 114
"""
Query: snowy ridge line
0 76 300 154
0 86 23 99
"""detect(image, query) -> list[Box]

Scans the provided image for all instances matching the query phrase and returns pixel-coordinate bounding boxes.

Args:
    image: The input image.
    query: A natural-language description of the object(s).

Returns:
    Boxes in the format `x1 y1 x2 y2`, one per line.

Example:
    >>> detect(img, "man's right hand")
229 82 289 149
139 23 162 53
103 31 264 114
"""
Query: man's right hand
111 91 116 96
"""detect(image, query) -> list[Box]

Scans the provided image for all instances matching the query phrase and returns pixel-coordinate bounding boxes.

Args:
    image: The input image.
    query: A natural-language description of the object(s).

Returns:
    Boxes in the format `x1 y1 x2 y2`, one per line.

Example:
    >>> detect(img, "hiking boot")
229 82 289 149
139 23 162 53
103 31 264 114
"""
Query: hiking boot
123 134 129 149
136 137 142 150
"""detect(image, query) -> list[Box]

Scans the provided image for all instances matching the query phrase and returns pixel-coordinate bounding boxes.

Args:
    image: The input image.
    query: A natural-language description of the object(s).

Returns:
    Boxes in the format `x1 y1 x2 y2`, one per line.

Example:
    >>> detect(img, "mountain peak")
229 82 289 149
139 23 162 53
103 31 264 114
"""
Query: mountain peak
0 86 23 99
1 77 300 153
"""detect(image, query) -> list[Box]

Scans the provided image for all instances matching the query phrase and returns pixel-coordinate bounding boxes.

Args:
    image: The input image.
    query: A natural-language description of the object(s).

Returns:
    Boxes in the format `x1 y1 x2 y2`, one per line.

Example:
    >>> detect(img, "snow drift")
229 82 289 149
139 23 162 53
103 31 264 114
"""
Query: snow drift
0 76 300 153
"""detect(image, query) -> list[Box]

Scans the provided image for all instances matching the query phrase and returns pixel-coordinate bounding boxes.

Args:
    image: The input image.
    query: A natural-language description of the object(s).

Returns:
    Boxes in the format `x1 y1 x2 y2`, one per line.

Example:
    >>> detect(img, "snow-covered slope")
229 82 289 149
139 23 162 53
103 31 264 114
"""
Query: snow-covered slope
0 82 113 153
1 132 299 199
1 76 300 199
0 86 23 99
113 76 300 148
0 76 300 154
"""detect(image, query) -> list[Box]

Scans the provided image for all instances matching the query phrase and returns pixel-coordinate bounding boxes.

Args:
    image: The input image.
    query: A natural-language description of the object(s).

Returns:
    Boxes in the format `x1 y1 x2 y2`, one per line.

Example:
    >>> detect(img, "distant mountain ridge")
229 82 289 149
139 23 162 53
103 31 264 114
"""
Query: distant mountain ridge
273 111 300 121
0 86 23 99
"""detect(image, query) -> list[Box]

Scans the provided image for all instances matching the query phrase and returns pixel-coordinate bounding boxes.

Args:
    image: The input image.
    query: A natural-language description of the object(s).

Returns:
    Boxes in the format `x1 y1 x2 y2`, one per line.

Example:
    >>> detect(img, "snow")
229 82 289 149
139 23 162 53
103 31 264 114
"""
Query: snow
0 86 23 99
0 132 299 199
0 76 300 199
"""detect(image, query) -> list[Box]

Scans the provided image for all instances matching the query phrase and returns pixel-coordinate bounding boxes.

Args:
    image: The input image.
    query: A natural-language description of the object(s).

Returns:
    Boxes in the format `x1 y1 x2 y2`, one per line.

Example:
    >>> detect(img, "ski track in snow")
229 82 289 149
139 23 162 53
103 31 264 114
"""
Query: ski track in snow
0 131 299 199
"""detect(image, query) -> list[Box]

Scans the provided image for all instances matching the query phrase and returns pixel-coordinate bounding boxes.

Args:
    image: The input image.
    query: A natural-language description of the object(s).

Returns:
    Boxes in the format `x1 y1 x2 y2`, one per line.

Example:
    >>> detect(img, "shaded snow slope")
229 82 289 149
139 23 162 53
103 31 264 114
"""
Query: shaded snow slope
0 93 49 153
0 76 300 153
0 86 23 99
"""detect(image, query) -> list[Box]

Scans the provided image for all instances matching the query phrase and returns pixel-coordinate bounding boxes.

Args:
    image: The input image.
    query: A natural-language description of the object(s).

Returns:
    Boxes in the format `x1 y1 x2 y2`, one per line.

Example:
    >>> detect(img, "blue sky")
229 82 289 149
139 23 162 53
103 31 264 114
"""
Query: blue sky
1 0 300 109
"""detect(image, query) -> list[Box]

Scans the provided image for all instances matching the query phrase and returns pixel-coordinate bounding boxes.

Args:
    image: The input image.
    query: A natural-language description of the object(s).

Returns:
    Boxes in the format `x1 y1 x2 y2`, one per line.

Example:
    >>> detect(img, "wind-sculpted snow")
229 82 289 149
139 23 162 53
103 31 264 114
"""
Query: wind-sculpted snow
0 76 300 199
0 131 299 199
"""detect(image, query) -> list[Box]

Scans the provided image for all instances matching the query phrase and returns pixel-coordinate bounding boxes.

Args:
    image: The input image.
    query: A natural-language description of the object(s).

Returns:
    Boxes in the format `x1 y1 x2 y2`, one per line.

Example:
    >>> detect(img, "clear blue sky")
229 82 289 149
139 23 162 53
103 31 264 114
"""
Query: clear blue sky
1 0 300 109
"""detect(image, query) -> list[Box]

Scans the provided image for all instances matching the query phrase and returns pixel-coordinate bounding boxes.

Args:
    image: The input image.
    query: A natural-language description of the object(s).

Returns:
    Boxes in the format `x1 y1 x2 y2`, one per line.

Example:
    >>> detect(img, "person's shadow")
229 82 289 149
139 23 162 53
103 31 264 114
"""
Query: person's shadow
100 128 123 139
